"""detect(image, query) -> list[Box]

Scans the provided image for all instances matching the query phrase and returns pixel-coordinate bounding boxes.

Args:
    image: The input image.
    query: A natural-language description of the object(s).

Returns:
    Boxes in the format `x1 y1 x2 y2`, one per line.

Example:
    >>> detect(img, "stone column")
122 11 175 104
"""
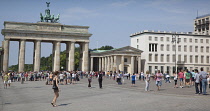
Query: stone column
105 57 107 71
102 57 104 71
66 41 75 71
82 42 89 72
18 39 26 72
33 40 41 72
99 57 101 71
90 57 93 71
107 56 110 71
110 56 113 72
131 56 134 74
114 56 117 72
3 39 9 72
138 56 141 73
53 41 61 71
121 55 124 72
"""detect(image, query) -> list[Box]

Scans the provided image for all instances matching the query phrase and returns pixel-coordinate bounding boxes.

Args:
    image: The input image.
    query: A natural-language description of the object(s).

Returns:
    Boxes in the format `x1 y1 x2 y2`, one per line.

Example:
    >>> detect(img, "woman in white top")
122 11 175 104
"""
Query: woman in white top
145 70 150 91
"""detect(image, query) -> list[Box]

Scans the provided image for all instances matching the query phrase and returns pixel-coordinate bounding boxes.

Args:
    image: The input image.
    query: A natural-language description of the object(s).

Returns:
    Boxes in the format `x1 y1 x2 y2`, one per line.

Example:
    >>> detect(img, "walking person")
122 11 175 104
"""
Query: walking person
145 71 150 91
165 72 171 83
98 72 103 89
88 76 92 88
140 71 144 81
3 73 9 89
131 73 136 87
173 71 178 88
51 71 60 107
194 69 202 94
199 68 208 95
155 70 163 91
191 70 195 86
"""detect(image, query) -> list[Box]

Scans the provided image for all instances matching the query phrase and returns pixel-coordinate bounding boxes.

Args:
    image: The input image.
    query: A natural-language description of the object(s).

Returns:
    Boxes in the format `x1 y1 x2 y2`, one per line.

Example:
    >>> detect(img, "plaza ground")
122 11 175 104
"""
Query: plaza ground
0 77 209 111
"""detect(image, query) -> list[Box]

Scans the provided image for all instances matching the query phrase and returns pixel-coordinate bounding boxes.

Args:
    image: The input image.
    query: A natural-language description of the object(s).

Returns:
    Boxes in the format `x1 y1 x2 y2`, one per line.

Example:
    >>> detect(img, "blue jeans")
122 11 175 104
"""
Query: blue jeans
202 79 207 94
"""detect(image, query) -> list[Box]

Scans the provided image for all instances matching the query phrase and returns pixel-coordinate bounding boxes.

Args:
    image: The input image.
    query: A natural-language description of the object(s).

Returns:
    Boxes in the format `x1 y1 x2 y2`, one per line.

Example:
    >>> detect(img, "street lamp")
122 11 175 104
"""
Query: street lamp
171 33 179 74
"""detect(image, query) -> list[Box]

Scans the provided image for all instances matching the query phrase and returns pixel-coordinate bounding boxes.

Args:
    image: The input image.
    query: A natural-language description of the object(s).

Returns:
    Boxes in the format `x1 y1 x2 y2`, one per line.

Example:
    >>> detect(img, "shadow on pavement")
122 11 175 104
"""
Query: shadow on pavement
58 103 71 106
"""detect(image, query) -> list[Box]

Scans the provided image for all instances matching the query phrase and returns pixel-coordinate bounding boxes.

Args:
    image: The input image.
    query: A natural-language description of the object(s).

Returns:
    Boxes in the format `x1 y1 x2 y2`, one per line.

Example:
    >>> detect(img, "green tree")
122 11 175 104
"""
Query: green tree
93 45 114 50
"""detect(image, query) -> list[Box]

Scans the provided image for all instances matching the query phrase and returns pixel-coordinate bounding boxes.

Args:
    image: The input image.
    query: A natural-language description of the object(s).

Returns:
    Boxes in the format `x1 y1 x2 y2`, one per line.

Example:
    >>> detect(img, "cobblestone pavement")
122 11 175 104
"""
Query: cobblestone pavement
0 77 209 111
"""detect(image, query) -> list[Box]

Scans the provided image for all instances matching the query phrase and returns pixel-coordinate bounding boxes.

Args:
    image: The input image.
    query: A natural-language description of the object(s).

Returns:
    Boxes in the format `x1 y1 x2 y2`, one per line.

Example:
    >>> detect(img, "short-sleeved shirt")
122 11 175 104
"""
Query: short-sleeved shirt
131 75 136 81
185 72 191 79
178 72 184 78
199 71 208 79
156 73 163 81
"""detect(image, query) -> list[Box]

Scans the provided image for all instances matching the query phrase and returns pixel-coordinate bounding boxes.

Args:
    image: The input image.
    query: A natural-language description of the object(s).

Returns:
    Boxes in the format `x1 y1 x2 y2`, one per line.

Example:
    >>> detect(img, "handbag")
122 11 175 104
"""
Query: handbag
52 85 58 89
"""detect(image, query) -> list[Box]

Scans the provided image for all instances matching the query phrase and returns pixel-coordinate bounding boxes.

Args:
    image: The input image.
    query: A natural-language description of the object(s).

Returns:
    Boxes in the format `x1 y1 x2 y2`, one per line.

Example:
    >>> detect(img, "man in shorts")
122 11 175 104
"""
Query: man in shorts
3 74 9 89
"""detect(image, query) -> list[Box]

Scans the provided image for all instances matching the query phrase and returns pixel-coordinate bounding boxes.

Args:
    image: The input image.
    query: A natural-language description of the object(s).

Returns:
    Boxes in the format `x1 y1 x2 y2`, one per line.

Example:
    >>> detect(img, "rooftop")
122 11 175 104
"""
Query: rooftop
196 13 210 19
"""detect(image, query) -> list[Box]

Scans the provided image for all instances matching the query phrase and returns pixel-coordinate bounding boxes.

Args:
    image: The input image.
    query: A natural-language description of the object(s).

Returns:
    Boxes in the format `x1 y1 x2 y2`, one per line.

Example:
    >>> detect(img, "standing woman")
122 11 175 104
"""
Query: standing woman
145 71 150 91
173 71 178 88
51 71 60 107
155 70 163 91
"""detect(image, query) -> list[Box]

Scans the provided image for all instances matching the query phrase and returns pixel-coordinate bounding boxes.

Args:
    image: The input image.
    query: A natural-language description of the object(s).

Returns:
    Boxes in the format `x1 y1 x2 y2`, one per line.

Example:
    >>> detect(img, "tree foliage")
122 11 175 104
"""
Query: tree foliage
93 45 114 50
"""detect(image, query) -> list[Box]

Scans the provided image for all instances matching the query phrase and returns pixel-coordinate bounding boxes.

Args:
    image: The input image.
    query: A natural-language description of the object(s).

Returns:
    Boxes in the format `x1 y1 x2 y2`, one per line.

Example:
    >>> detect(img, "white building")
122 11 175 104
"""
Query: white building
90 46 143 74
130 30 210 75
194 14 210 35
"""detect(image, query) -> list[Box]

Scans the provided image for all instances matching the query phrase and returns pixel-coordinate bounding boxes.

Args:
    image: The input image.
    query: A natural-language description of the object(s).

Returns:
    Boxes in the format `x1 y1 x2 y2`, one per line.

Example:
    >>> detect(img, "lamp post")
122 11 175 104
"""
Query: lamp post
171 33 179 74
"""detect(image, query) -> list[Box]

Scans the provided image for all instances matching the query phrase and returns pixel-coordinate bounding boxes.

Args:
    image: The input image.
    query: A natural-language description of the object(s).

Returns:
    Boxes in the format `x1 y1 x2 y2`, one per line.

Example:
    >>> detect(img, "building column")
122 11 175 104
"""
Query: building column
110 56 113 72
66 41 75 71
18 39 26 72
105 57 107 71
114 56 117 72
82 42 89 72
3 39 10 72
102 57 104 71
53 41 61 71
90 57 93 71
33 40 41 72
131 56 134 74
99 57 102 71
107 56 110 71
121 55 124 73
138 56 141 73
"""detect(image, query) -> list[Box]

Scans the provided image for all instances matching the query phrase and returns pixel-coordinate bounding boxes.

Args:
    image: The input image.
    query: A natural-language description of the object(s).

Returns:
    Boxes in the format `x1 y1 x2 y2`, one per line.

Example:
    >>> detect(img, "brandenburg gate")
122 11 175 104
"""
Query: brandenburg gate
1 2 92 72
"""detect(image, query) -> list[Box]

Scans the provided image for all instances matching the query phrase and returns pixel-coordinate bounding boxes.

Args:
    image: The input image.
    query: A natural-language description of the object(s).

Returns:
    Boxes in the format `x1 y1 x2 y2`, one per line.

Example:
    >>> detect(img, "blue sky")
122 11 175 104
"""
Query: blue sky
1 0 210 66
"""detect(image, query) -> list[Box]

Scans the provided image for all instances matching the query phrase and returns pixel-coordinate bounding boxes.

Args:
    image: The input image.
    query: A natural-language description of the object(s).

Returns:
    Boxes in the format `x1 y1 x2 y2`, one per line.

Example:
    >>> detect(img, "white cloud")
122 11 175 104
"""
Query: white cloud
110 0 135 7
61 7 100 21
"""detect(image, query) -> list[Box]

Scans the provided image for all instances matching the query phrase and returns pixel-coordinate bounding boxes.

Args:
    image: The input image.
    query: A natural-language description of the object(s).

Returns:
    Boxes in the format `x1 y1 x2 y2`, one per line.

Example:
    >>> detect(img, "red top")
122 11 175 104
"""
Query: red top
178 72 184 78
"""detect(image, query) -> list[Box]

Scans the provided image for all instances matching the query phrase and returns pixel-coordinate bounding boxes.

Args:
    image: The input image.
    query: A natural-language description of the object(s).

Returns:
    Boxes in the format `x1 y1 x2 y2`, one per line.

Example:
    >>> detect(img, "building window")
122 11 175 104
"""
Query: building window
137 39 139 43
178 45 181 51
167 55 170 62
195 46 198 52
137 45 139 49
206 39 209 44
178 38 181 43
124 58 127 62
184 55 187 63
167 45 170 51
190 55 193 63
149 44 151 51
190 46 193 52
200 39 203 43
173 55 175 62
207 56 209 63
149 54 152 61
161 44 164 51
160 37 164 41
189 38 192 42
172 45 175 51
149 66 152 74
161 54 164 62
167 37 170 41
155 54 158 62
195 39 198 43
184 38 187 42
201 46 204 52
149 36 152 41
201 56 204 63
178 55 181 61
155 37 158 41
206 47 209 53
184 46 187 52
195 56 198 63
